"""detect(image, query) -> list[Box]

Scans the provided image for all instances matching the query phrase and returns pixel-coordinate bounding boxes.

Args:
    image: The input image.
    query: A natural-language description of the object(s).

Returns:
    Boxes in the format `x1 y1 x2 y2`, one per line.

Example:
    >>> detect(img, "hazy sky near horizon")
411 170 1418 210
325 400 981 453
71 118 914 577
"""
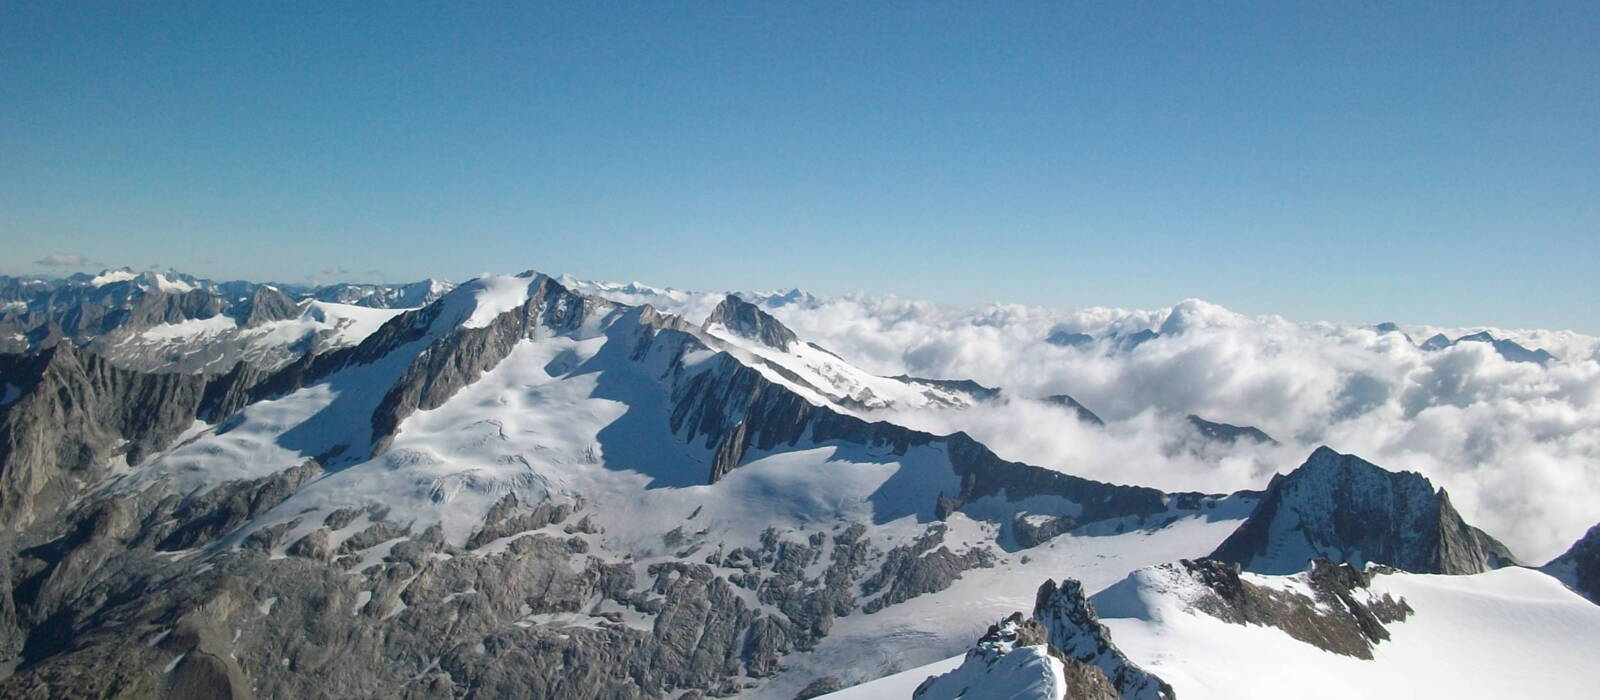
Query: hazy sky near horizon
3 2 1597 331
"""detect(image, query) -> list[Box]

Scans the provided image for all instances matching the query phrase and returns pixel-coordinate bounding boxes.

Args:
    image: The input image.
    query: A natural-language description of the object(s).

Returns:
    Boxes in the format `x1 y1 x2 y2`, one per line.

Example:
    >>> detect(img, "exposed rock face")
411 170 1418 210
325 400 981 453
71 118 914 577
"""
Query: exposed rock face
1044 394 1104 426
703 294 798 351
1013 512 1076 549
1544 523 1600 604
1210 446 1516 574
237 285 300 327
1185 414 1276 445
1160 559 1412 659
0 465 835 698
1045 329 1095 349
0 345 208 528
860 525 995 614
1033 579 1173 700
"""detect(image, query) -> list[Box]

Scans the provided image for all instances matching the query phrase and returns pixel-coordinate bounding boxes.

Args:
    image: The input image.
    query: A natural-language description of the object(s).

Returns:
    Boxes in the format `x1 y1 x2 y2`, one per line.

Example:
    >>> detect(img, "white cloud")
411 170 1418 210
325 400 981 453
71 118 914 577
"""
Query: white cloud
35 252 94 267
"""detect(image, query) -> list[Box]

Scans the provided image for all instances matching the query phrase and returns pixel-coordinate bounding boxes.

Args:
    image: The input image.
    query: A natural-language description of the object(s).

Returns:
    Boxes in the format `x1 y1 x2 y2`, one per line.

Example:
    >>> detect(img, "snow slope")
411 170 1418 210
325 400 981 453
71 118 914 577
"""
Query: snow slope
753 506 1252 698
1099 566 1600 700
121 300 406 371
825 566 1600 700
703 320 990 412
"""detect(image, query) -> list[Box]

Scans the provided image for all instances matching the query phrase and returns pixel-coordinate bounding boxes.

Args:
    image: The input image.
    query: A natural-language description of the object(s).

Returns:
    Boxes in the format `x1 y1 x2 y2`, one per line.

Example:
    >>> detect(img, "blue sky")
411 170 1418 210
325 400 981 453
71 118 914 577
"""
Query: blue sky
3 2 1596 331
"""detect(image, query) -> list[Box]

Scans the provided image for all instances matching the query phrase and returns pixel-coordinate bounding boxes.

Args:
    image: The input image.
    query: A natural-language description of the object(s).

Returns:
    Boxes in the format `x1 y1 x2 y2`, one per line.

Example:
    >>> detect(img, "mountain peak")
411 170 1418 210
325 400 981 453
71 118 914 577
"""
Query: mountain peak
702 293 799 351
1185 414 1277 445
1210 447 1515 574
1418 330 1558 365
1043 394 1105 426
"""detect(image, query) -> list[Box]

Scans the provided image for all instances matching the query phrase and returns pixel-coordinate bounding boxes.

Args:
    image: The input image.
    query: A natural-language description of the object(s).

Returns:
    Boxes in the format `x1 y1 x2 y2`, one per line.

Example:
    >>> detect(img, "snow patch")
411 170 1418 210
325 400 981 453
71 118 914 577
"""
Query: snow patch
461 275 534 328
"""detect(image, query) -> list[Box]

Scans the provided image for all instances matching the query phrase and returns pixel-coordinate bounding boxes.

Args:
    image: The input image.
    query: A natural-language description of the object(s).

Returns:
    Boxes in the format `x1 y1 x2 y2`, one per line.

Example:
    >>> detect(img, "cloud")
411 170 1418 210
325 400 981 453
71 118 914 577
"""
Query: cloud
35 252 94 267
572 279 1600 562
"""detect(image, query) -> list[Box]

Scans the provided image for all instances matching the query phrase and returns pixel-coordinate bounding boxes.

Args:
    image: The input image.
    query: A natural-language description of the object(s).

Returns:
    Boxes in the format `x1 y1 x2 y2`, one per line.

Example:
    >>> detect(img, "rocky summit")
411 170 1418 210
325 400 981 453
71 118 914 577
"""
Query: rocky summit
1209 446 1516 575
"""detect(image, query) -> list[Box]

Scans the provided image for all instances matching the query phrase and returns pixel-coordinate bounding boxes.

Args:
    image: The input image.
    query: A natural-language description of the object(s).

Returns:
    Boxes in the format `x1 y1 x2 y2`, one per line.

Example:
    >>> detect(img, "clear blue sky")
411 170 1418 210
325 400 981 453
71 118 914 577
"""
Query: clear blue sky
3 2 1596 331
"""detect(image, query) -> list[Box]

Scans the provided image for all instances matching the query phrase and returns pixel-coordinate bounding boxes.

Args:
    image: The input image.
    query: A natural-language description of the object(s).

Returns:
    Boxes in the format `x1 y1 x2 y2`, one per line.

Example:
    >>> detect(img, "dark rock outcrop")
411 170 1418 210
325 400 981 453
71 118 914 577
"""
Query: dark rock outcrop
1211 446 1516 574
1185 414 1277 445
1164 558 1411 659
1013 512 1077 549
1044 394 1104 426
1543 523 1600 604
1045 330 1095 349
237 285 300 328
0 345 208 528
860 525 994 614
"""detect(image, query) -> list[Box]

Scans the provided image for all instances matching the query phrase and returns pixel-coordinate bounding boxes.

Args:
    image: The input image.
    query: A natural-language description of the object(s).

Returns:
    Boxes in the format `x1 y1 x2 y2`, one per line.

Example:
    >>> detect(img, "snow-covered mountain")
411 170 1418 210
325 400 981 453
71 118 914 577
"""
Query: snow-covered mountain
0 271 1253 698
560 275 1599 566
0 268 1594 699
0 270 449 372
309 278 454 309
699 294 998 412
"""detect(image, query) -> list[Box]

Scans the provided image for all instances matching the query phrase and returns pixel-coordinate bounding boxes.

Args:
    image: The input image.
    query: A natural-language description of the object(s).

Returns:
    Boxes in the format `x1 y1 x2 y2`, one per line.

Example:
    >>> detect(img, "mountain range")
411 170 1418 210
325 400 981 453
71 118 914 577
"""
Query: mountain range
0 269 1594 699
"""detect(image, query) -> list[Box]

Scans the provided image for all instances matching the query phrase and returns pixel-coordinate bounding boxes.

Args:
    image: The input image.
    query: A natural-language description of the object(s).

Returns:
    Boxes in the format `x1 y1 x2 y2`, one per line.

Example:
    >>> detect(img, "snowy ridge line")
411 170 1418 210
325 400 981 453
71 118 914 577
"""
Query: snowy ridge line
838 559 1600 700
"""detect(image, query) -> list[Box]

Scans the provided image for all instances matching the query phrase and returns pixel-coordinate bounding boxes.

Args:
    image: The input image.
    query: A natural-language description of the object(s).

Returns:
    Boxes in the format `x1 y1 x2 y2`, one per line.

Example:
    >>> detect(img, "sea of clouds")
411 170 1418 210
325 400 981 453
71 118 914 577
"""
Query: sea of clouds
572 279 1600 562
